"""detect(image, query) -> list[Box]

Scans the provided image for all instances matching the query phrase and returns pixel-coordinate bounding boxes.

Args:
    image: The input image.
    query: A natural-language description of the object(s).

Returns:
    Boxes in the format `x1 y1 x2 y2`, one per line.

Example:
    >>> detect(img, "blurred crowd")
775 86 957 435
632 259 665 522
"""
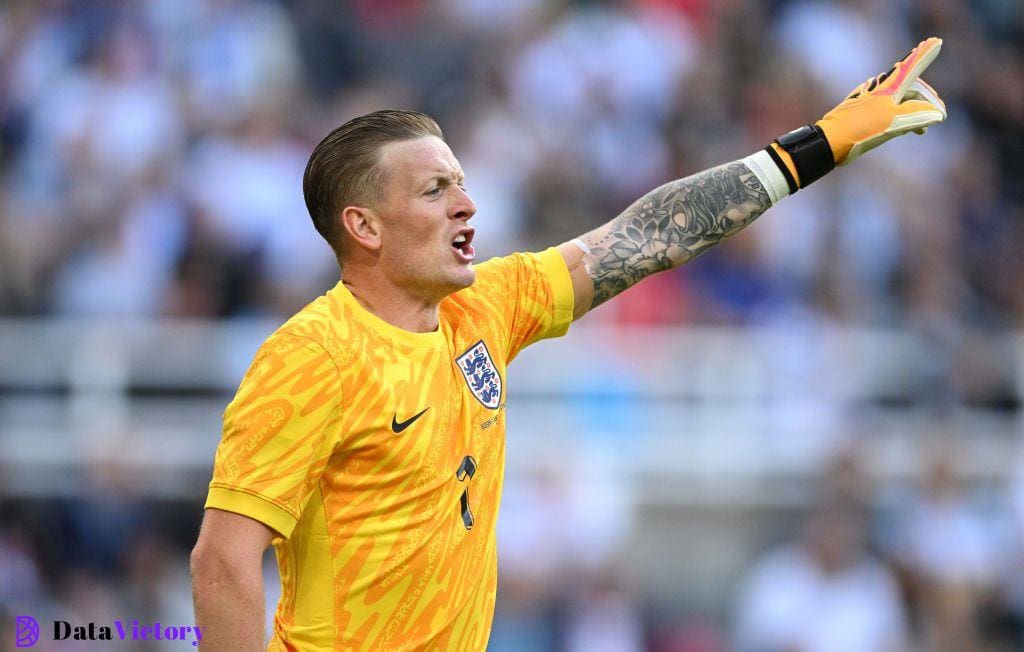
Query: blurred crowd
0 0 1022 331
8 437 1024 651
2 0 1024 650
502 442 1024 652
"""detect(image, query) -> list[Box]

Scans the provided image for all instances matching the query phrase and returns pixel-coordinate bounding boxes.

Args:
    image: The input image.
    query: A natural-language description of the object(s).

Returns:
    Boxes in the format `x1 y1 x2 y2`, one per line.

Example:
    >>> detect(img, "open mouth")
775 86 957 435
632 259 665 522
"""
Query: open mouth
451 228 476 263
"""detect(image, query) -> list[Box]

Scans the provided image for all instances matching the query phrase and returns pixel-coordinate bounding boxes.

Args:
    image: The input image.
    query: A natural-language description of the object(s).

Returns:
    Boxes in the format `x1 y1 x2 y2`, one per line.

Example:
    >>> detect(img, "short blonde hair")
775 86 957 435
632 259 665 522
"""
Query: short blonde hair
303 110 443 252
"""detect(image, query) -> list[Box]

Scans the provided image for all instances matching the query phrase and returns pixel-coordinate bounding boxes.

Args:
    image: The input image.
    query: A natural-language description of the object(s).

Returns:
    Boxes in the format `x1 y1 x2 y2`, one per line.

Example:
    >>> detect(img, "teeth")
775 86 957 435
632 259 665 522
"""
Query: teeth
453 234 467 244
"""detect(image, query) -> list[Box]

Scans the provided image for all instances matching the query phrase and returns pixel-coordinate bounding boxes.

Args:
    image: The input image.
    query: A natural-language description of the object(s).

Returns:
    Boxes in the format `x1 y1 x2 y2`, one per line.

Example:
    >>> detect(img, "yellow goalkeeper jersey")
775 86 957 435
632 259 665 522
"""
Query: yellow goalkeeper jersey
205 248 574 651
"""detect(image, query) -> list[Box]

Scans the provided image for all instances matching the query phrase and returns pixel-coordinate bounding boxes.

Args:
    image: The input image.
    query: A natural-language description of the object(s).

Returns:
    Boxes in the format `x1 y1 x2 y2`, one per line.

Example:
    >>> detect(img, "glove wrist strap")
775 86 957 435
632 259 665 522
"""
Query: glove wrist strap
771 124 835 191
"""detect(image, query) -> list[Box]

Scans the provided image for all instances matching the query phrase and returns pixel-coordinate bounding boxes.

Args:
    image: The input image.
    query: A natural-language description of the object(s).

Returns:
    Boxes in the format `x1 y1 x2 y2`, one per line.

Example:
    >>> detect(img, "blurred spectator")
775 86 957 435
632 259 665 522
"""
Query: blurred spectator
882 446 1002 651
0 526 45 611
734 497 908 652
492 450 635 651
775 0 908 100
564 570 644 652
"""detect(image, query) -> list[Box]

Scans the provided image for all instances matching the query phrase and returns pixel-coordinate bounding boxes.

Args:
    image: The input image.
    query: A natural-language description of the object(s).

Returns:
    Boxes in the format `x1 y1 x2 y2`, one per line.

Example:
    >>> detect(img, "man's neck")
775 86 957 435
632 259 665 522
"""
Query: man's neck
341 275 441 334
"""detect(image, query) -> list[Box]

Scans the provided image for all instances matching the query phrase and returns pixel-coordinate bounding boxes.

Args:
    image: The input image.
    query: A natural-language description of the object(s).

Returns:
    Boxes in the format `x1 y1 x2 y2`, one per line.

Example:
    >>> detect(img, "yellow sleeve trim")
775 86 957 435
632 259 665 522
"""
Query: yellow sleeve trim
205 485 298 538
538 247 575 338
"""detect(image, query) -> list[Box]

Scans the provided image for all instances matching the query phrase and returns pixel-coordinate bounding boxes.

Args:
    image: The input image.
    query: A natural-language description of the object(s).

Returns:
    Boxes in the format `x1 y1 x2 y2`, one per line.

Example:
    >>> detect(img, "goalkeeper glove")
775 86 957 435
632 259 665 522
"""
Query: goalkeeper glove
766 37 947 193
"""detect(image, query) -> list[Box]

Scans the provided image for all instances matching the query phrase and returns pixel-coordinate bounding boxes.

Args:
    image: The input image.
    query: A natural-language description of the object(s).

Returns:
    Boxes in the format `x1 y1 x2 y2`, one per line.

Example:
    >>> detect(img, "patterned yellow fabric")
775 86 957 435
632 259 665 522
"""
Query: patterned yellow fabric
205 248 574 651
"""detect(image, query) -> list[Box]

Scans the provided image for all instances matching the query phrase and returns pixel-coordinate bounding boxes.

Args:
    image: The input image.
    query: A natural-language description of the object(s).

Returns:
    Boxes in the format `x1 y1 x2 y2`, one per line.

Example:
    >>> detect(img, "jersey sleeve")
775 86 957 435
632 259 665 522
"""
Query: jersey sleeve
473 247 575 361
205 332 342 539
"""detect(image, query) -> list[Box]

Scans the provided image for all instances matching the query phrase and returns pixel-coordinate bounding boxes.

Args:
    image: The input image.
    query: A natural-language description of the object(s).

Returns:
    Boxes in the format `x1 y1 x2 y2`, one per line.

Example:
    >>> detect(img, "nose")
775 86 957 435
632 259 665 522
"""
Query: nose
450 186 476 221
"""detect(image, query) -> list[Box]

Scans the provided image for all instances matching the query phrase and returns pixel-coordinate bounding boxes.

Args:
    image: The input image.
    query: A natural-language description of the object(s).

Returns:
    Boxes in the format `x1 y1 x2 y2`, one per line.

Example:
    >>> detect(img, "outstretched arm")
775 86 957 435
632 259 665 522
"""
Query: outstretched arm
559 161 771 316
559 37 947 320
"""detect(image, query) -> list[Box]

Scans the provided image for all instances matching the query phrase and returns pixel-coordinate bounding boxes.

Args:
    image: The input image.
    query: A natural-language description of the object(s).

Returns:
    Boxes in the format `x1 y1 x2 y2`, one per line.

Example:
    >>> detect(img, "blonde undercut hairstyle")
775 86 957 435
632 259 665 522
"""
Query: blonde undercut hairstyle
303 109 444 255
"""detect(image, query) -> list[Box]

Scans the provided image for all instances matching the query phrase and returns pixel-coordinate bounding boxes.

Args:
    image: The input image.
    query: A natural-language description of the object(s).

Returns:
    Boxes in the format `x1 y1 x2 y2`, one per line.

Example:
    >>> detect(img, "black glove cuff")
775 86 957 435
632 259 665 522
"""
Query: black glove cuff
773 124 835 190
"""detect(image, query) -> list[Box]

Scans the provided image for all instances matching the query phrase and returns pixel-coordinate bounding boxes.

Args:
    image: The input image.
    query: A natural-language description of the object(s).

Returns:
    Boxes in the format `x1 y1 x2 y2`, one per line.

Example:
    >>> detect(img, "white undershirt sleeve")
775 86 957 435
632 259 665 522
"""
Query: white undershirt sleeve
740 150 792 206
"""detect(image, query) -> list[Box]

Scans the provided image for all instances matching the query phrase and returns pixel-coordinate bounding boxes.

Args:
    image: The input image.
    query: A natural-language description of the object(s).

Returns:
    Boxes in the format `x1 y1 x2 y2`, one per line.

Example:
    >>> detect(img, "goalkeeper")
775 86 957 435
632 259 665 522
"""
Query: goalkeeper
191 39 947 651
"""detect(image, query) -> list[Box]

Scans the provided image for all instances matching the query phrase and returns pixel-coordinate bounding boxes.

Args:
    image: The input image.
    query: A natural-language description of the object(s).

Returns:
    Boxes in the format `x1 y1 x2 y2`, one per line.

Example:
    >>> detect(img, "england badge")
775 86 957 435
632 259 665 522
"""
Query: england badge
456 340 502 409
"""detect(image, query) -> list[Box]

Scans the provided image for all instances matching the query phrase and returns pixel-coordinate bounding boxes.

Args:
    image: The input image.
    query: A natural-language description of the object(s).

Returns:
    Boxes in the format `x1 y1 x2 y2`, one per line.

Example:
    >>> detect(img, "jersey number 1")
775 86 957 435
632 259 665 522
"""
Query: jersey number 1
456 455 477 530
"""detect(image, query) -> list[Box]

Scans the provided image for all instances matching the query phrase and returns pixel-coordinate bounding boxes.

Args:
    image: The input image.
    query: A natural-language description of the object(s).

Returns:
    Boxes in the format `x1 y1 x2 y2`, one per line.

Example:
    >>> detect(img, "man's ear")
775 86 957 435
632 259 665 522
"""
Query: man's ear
340 206 382 252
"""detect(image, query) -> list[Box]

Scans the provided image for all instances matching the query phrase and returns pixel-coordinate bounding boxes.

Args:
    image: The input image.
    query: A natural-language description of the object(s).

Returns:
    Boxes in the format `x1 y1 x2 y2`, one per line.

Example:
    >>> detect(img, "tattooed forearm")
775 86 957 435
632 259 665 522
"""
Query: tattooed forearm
579 161 772 308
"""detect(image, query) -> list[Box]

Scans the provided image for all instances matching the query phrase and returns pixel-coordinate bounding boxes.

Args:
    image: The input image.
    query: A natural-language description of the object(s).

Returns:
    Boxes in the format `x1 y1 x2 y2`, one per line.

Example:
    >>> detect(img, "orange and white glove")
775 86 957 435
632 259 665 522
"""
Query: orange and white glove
818 36 946 165
747 37 947 200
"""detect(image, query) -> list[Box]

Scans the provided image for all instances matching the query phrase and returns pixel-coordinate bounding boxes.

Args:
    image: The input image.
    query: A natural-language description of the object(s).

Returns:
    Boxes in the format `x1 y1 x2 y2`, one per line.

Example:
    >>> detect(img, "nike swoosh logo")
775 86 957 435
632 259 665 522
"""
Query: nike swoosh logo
391 407 430 433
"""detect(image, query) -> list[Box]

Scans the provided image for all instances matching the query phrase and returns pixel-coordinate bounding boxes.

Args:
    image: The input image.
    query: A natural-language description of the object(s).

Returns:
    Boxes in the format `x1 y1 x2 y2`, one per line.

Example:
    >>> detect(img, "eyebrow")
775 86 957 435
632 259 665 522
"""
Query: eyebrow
422 172 465 188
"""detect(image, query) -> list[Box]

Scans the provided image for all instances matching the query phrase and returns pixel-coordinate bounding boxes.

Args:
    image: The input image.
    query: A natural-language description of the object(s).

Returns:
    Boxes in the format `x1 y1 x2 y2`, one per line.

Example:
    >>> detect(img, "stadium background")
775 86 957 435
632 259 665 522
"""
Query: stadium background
1 0 1023 650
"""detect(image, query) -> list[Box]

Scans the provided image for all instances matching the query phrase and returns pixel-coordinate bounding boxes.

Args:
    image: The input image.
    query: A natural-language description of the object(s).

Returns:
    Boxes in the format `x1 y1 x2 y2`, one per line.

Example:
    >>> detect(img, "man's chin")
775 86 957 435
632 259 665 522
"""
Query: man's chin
453 266 476 290
441 266 476 297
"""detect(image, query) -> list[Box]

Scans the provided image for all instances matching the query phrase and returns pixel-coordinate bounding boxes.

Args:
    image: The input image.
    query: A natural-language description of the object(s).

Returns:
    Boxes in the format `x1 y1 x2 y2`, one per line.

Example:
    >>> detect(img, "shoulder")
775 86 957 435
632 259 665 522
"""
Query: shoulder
474 249 564 276
267 284 358 370
457 249 569 299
